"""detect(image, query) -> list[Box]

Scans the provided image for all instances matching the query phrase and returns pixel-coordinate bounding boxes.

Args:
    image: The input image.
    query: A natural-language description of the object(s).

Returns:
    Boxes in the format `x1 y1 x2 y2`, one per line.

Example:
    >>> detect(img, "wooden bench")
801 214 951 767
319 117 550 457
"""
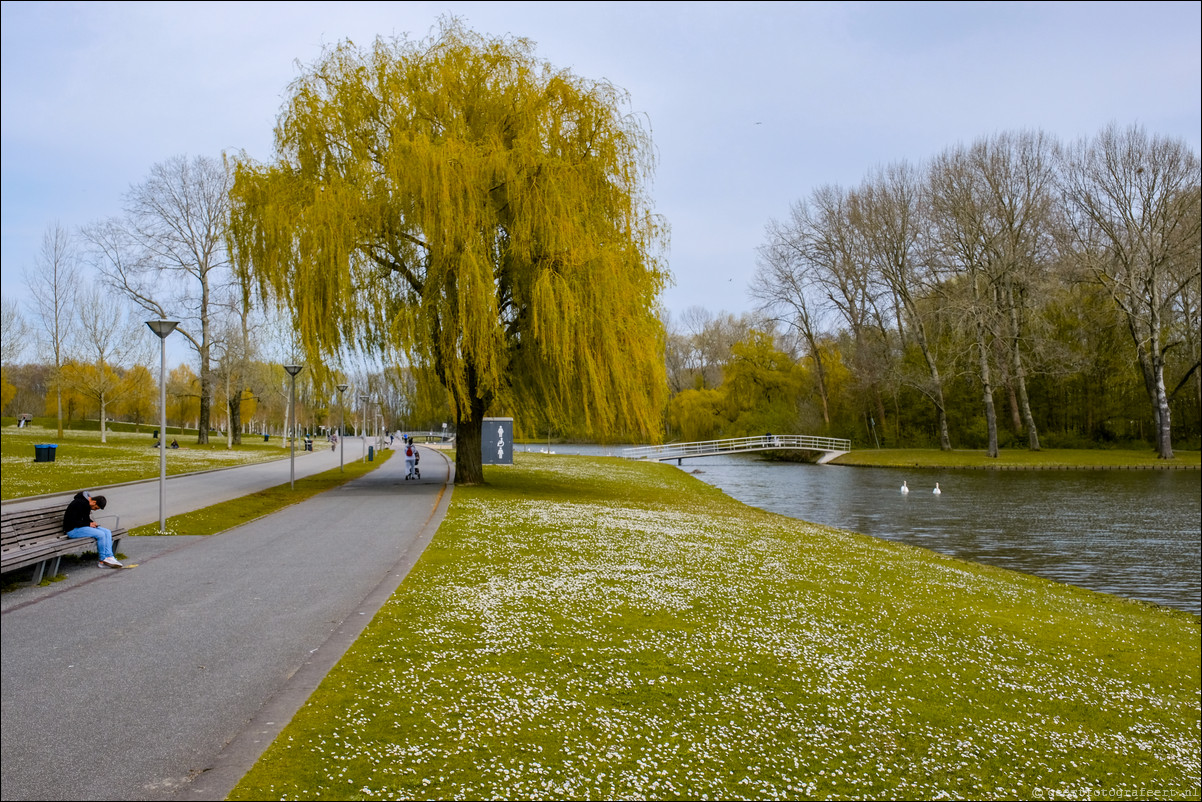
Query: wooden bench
1 505 127 584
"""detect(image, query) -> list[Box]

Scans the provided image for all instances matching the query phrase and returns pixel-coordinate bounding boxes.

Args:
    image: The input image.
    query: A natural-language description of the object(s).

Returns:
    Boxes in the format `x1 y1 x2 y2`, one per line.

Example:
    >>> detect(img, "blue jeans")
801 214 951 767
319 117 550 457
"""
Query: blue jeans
66 526 114 561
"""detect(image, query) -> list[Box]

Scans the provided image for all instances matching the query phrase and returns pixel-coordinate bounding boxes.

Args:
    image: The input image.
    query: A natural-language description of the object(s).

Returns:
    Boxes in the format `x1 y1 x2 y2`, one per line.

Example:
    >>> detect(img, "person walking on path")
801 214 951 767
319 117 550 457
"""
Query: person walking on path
404 437 418 479
63 490 121 568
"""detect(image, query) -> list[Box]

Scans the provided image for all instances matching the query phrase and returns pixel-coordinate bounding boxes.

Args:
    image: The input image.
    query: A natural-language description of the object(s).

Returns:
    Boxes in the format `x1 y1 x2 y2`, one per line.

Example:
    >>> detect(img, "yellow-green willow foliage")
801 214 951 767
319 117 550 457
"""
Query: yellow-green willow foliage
229 20 669 482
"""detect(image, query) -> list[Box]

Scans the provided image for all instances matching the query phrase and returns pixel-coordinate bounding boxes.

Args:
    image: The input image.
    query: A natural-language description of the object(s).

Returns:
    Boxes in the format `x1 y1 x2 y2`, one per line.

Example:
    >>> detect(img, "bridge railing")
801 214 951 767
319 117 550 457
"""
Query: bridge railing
623 434 851 461
400 431 455 443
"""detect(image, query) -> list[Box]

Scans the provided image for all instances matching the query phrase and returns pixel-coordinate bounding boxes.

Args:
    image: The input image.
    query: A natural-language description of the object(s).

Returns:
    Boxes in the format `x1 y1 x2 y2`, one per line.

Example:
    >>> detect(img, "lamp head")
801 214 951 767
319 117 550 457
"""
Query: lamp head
284 364 303 376
146 320 180 339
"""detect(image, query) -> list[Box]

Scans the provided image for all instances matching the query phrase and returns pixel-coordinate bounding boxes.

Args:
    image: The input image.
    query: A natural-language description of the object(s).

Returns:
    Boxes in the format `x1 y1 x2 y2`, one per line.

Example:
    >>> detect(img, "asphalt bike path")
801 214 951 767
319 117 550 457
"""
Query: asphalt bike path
0 444 454 801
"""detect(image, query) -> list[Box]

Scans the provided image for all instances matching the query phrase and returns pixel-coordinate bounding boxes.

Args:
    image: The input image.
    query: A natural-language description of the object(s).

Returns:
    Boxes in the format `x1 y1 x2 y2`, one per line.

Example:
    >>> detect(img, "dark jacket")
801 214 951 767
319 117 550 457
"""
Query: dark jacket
62 492 93 533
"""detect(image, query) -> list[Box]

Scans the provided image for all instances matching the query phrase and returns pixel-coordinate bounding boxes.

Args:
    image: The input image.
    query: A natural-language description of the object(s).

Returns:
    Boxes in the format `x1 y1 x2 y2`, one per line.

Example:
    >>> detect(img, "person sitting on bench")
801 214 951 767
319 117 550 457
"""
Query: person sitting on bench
63 491 121 568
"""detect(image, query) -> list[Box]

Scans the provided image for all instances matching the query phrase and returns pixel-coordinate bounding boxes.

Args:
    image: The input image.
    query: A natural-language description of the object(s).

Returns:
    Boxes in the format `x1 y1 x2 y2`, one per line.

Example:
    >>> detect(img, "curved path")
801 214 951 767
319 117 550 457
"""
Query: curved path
1 444 454 801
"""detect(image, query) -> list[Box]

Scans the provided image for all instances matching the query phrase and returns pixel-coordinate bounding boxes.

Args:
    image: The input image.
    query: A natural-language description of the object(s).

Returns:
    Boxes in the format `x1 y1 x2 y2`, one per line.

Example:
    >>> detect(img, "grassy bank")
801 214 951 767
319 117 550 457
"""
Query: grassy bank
229 454 1200 801
832 447 1201 469
0 425 294 500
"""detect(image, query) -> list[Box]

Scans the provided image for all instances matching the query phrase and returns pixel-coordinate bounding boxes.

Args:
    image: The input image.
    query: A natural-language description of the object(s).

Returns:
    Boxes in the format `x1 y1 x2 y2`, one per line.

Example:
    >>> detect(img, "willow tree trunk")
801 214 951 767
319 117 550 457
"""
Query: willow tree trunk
453 365 491 485
455 395 487 485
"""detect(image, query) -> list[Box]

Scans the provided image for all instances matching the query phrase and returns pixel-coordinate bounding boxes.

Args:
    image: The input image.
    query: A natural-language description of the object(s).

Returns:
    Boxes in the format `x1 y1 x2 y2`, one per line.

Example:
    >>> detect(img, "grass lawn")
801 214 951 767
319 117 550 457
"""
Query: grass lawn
229 454 1201 801
832 447 1201 469
0 424 293 500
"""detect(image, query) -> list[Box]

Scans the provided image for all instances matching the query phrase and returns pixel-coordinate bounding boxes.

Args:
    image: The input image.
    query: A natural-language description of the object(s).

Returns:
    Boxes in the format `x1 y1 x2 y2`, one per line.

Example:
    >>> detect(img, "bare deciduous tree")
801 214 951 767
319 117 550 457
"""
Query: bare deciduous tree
754 216 835 425
65 283 152 442
25 222 79 437
975 131 1056 451
671 307 759 392
852 162 953 450
929 145 1003 456
1 297 30 366
84 154 235 444
1058 124 1201 459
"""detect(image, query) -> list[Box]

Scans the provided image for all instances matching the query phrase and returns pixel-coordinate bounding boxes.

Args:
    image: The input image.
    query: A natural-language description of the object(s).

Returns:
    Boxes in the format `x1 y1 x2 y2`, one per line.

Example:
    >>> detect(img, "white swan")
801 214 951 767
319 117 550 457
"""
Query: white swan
900 481 909 494
933 482 942 495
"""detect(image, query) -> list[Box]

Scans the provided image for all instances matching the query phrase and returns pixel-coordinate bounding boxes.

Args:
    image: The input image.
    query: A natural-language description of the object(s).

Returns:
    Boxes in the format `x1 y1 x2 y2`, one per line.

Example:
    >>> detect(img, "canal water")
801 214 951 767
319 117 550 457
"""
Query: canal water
519 445 1201 615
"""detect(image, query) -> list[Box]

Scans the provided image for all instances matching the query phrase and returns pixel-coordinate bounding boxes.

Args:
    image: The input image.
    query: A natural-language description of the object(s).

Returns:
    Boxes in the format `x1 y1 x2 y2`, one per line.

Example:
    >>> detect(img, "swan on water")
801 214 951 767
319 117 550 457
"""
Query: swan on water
900 481 910 493
933 482 942 495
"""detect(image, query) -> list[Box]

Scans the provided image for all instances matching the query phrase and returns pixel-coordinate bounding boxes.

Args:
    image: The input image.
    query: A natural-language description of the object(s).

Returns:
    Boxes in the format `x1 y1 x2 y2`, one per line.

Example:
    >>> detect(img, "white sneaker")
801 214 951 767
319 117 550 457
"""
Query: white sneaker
99 557 123 568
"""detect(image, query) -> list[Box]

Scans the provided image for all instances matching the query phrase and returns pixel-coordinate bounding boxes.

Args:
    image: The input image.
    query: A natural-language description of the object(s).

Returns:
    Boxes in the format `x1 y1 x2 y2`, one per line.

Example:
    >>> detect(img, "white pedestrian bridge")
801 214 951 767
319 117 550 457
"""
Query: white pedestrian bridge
401 430 456 444
623 434 851 464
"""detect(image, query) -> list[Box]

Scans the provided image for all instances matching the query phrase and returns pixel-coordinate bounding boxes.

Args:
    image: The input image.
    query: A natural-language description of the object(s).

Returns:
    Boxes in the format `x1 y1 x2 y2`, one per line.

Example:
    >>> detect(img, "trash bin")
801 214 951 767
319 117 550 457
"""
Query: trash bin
304 439 313 452
368 445 374 461
263 433 270 442
34 444 58 463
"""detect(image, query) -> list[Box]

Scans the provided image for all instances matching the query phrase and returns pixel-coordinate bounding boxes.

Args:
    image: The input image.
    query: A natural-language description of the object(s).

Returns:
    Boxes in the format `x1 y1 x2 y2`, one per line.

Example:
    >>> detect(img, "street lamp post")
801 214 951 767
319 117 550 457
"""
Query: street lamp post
359 394 369 462
146 320 179 534
284 364 304 488
336 383 348 472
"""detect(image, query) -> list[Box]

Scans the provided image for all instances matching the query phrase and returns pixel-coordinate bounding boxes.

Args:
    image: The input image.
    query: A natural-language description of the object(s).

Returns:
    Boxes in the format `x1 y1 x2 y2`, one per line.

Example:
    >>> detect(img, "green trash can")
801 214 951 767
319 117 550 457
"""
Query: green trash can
34 444 58 462
368 445 374 461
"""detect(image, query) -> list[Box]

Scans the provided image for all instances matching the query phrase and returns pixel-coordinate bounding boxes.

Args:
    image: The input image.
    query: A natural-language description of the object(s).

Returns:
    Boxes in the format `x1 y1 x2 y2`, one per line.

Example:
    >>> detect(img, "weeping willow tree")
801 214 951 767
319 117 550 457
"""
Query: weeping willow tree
229 20 669 483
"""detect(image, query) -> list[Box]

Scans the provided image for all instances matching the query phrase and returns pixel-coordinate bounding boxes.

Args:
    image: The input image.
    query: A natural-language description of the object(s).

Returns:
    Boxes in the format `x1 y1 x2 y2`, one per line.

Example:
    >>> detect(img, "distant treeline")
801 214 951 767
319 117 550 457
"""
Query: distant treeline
665 126 1200 455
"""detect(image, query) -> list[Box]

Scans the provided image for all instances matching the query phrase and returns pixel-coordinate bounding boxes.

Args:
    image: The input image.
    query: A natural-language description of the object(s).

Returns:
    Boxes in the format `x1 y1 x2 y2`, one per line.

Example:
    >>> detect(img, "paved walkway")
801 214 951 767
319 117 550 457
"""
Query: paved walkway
1 444 454 801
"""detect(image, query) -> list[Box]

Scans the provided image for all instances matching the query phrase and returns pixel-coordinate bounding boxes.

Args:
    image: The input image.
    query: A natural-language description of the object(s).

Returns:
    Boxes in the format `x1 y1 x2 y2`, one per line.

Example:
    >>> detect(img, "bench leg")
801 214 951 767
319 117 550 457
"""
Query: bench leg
46 555 62 579
30 560 46 585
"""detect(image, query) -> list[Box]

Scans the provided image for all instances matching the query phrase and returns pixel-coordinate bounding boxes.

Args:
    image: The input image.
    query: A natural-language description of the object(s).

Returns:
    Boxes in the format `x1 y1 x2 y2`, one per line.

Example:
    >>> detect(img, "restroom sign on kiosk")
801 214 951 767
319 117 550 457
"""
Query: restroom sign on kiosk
481 417 513 465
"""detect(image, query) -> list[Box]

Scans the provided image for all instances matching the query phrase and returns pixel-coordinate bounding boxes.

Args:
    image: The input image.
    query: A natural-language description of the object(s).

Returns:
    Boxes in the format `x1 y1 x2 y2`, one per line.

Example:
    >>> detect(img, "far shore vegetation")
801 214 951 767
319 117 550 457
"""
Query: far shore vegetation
228 453 1200 800
829 446 1200 469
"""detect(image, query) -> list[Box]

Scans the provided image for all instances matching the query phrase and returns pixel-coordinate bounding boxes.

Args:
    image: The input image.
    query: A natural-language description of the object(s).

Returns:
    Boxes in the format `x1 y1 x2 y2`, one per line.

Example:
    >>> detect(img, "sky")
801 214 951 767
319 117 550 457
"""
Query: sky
2 0 1200 358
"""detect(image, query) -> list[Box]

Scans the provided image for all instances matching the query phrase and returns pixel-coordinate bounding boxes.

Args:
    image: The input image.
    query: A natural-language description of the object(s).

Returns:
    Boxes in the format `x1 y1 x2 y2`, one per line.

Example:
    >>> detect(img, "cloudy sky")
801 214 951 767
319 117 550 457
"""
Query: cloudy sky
2 1 1199 338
